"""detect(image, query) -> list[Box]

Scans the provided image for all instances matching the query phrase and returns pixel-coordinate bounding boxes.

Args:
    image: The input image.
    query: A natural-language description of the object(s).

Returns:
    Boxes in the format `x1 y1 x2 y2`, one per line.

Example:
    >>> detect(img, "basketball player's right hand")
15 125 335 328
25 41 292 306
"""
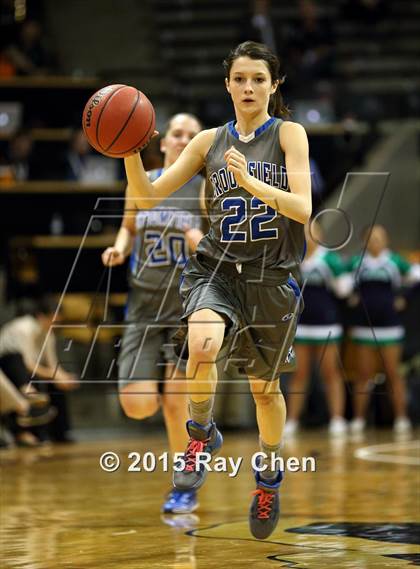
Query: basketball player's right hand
102 247 125 267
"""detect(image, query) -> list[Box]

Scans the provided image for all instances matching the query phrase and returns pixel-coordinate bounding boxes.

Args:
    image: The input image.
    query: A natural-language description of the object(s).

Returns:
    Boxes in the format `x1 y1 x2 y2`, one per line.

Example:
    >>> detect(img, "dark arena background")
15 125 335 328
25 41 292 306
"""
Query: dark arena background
1 1 419 568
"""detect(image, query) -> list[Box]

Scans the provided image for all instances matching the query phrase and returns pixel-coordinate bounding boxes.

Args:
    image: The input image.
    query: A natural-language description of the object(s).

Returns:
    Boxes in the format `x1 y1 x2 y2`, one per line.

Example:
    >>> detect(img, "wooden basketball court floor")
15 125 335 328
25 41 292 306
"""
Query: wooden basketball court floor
1 430 419 568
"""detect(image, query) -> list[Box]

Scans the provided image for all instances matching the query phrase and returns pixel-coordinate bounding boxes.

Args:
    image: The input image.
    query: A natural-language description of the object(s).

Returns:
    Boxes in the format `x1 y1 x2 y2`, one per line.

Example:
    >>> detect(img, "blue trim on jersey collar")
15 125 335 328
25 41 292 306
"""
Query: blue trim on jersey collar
227 116 276 143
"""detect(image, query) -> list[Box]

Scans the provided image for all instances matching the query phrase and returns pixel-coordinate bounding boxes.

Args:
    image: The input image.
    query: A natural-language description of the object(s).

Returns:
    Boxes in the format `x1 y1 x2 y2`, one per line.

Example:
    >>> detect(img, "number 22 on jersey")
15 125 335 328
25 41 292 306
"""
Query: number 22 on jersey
220 196 278 242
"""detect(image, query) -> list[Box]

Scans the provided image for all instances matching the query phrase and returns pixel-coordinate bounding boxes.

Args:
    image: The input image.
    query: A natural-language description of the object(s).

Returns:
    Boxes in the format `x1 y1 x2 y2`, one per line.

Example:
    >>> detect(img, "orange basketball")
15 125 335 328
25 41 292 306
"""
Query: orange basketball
82 84 155 158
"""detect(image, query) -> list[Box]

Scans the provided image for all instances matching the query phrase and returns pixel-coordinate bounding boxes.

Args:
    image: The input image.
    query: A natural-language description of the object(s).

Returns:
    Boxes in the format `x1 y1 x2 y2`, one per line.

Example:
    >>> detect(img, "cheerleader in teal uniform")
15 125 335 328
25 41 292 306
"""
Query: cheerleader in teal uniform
347 225 420 434
285 222 352 436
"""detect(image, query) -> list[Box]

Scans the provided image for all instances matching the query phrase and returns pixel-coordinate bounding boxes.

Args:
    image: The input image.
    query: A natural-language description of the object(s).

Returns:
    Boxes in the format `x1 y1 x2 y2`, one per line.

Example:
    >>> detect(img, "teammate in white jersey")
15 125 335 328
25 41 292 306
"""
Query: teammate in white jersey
102 113 204 514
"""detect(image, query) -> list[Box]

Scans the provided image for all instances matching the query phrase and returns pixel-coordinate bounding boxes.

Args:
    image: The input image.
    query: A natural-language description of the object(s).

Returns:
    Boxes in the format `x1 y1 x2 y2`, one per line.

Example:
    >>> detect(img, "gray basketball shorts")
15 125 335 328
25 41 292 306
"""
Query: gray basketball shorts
118 285 186 389
179 253 303 381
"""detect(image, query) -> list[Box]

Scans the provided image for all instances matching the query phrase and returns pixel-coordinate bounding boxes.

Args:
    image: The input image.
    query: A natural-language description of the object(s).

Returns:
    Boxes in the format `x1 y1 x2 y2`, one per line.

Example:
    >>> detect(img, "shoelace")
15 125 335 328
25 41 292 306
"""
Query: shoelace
252 489 275 519
184 438 208 472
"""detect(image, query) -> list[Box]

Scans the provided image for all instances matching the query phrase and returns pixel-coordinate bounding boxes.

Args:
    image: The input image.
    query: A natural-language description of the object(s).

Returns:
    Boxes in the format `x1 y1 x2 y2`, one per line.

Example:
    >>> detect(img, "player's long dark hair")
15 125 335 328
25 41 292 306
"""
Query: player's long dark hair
223 41 289 119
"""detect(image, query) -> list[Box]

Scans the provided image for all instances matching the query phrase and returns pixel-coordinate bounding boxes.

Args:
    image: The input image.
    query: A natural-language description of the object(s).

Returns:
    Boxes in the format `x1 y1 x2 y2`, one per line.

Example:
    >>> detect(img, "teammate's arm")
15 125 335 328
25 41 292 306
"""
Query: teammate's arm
124 129 216 209
102 186 137 267
224 122 312 224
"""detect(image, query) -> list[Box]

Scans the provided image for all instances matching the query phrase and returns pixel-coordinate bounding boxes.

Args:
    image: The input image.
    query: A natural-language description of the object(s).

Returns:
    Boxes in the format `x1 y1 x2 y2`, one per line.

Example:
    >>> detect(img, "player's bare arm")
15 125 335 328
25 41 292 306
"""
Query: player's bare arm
125 129 216 209
224 121 311 224
102 186 136 266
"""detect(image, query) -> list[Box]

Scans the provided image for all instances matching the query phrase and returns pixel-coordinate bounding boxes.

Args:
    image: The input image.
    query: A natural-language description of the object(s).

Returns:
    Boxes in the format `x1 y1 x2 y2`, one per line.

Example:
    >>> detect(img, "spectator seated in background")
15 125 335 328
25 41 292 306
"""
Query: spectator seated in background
64 129 119 183
0 369 57 447
0 129 34 182
39 129 122 235
0 296 79 445
1 18 56 76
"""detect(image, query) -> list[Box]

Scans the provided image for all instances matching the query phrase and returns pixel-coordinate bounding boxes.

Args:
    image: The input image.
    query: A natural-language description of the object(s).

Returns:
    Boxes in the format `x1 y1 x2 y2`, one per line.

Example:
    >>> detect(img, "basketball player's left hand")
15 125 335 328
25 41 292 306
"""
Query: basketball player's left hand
225 146 249 188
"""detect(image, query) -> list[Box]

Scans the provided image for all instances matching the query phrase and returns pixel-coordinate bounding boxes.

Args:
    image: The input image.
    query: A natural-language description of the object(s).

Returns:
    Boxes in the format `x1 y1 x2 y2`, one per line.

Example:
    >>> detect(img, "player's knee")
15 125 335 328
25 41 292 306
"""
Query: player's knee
163 395 187 419
119 392 159 419
252 391 278 407
252 393 271 407
188 337 220 363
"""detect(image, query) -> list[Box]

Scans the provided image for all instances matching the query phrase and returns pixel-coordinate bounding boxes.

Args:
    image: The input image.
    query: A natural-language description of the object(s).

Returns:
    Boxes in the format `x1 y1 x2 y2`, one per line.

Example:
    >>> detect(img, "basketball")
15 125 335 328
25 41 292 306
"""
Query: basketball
82 84 155 158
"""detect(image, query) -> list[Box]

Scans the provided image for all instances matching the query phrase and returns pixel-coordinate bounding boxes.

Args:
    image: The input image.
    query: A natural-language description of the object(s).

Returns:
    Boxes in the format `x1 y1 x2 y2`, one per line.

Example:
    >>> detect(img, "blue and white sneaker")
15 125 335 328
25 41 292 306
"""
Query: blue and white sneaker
160 513 200 530
162 488 199 514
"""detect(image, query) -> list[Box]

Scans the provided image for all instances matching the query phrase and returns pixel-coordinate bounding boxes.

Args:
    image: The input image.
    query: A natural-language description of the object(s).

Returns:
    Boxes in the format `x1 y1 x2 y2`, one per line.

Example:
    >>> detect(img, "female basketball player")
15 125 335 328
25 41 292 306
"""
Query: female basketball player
124 41 311 539
284 221 352 437
102 113 204 514
348 224 419 434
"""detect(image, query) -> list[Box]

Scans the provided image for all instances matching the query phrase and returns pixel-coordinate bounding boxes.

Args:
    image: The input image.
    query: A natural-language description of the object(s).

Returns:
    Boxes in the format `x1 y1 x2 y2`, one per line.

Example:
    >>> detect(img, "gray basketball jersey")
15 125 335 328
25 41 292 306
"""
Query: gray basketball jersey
129 168 202 290
197 118 305 272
